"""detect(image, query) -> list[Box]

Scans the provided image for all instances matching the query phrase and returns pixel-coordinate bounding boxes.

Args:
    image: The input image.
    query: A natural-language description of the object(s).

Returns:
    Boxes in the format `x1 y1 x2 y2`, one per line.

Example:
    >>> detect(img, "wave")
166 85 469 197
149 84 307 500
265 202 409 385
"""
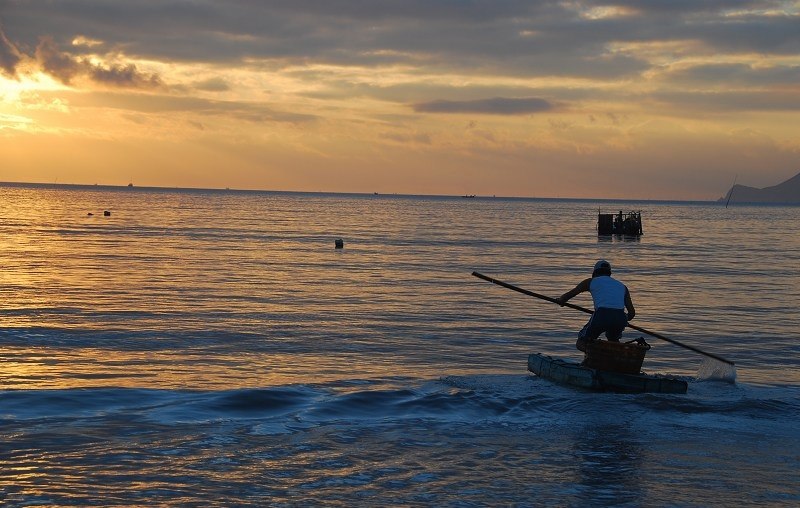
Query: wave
1 375 797 432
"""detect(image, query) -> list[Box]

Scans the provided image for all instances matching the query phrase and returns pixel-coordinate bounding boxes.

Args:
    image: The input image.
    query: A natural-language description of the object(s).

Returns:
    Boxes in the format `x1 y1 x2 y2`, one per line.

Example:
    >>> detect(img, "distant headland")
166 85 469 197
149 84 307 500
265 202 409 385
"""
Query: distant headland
720 171 800 204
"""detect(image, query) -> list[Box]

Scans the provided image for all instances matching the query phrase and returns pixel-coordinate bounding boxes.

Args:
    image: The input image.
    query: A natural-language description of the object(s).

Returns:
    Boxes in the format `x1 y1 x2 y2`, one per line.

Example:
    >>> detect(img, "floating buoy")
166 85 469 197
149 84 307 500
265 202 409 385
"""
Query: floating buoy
335 238 344 249
104 210 111 216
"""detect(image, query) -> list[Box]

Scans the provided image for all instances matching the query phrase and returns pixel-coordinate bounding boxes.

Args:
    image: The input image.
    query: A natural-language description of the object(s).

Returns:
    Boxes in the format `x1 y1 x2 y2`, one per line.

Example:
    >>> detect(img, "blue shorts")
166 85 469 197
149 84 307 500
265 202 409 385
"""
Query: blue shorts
579 307 628 341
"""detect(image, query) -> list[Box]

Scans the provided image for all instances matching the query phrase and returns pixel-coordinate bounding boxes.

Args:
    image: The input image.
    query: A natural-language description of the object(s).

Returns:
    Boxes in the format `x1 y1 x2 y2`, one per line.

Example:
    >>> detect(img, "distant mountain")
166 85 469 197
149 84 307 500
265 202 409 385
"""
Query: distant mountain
720 171 800 204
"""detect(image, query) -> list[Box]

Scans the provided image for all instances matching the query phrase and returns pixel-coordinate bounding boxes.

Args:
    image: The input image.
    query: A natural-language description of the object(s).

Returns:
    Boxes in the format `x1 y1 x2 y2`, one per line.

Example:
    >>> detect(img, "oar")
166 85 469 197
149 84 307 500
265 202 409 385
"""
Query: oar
472 271 735 366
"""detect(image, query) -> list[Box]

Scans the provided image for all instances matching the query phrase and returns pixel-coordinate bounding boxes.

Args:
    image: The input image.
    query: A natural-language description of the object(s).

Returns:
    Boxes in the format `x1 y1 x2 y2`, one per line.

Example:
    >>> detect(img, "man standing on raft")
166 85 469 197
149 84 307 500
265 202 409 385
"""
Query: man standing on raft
556 260 636 351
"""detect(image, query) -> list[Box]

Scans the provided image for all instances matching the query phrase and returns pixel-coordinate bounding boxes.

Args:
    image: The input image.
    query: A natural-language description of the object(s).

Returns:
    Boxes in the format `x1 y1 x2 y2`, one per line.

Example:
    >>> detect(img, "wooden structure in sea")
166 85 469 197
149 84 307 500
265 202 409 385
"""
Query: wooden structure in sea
598 210 643 236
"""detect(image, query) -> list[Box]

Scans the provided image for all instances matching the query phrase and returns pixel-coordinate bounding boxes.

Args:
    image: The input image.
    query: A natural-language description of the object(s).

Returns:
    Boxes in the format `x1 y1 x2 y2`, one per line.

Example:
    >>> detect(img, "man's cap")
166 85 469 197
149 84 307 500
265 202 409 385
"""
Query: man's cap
594 259 611 272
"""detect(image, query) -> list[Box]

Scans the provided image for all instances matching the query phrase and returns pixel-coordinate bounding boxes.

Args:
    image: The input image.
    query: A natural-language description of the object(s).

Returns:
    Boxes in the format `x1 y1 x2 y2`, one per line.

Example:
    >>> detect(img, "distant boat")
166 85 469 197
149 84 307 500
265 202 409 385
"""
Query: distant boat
462 194 476 198
127 183 133 187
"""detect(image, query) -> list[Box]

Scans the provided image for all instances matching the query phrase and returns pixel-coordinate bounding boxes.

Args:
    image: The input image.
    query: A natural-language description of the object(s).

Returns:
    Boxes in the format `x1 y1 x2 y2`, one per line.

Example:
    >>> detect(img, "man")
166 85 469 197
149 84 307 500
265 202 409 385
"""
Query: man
556 260 635 351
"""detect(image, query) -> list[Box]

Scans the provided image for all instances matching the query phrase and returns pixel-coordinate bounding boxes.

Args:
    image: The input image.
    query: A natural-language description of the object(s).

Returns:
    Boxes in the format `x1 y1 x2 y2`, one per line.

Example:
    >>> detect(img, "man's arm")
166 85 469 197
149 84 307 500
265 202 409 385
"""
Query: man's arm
556 278 591 306
624 288 635 321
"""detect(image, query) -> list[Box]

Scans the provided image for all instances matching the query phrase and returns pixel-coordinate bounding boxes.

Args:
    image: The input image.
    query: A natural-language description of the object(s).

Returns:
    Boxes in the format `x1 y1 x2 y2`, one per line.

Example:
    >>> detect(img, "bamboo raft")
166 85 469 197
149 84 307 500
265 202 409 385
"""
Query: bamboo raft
528 340 687 394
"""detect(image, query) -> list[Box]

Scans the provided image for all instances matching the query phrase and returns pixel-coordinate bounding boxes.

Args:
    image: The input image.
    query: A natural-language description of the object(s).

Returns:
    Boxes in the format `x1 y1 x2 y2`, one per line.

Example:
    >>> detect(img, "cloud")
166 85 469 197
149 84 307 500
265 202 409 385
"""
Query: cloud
681 13 800 56
665 63 800 87
379 131 432 145
3 2 795 121
602 0 764 14
50 90 317 124
3 2 799 126
71 35 104 48
0 26 23 77
33 36 162 88
193 77 230 92
89 62 162 88
5 0 795 81
650 90 800 112
1 25 164 88
34 36 82 84
413 97 555 115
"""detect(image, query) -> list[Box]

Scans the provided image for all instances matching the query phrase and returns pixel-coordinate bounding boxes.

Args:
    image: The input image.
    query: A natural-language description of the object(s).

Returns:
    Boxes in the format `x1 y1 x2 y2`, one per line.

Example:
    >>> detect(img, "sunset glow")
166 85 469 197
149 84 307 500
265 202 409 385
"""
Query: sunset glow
1 1 799 199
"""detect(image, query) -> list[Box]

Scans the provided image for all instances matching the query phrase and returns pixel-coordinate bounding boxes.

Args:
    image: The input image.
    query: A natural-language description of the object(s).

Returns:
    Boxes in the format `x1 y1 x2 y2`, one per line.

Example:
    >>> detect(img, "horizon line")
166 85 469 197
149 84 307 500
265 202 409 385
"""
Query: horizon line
0 179 737 205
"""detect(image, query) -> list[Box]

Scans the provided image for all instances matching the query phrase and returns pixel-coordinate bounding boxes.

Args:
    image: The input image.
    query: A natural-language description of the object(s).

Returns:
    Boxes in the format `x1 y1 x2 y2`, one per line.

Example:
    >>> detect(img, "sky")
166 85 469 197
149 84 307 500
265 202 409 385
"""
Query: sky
1 0 799 200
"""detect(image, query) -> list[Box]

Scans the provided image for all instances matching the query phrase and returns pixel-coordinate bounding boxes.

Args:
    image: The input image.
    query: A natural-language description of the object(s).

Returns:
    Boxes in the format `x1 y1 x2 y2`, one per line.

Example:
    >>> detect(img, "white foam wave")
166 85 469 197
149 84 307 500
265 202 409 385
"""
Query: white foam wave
696 357 737 383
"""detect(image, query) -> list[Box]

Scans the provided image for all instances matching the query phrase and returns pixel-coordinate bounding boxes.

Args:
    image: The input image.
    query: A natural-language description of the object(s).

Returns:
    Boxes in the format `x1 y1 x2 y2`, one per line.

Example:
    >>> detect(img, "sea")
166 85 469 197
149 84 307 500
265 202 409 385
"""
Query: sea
0 183 797 507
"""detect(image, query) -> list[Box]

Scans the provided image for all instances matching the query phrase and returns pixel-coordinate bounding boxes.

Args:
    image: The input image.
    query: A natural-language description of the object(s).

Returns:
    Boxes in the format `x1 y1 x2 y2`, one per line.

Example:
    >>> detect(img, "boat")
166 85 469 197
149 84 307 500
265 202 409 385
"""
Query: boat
527 339 687 394
528 354 687 393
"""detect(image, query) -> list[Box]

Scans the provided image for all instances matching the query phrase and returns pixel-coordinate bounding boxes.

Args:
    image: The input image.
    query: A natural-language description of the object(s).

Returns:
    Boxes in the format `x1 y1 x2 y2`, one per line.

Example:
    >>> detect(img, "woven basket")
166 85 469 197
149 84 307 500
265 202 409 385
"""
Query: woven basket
583 339 649 374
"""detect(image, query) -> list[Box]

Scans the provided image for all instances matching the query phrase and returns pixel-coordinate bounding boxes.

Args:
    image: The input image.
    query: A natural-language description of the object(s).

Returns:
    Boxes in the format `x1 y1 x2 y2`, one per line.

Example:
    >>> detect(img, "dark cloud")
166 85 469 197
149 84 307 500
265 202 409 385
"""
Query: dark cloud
35 36 82 83
0 0 797 105
0 25 22 77
33 35 162 88
413 97 554 115
666 63 800 86
90 62 162 88
2 0 795 82
681 14 800 55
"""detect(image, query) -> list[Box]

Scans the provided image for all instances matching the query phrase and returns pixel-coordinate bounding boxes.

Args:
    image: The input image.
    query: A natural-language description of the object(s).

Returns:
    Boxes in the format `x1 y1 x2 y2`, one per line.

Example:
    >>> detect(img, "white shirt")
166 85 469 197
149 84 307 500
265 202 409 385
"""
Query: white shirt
589 276 627 310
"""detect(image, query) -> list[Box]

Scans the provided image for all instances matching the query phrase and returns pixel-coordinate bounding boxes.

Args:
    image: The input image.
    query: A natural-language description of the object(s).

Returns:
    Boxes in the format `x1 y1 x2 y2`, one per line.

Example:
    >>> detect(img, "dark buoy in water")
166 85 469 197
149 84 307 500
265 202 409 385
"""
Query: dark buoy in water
104 210 111 216
335 238 344 249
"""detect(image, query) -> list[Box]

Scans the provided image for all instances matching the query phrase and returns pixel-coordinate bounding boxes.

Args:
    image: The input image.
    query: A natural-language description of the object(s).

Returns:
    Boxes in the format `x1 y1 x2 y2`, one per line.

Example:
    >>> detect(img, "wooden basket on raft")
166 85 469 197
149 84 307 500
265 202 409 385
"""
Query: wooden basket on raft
583 338 651 374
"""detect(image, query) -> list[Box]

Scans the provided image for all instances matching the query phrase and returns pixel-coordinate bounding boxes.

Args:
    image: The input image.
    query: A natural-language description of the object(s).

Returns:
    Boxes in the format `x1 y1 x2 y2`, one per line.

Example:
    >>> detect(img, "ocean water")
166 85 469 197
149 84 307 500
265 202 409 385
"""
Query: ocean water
0 183 798 506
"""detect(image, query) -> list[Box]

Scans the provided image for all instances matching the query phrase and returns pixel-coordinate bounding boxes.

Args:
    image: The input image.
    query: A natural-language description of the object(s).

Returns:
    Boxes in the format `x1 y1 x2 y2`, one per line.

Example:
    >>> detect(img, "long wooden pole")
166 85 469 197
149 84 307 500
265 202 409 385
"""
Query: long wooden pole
472 271 735 366
725 174 738 208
